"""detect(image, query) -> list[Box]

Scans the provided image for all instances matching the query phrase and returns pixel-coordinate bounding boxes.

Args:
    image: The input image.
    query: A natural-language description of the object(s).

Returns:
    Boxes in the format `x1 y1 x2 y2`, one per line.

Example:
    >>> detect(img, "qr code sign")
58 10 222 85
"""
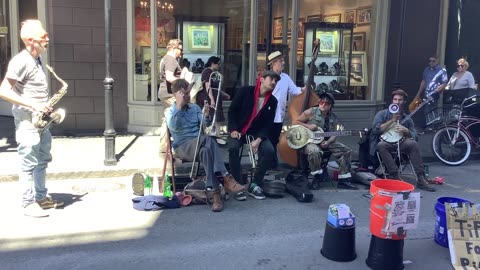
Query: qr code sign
406 214 415 224
407 200 416 210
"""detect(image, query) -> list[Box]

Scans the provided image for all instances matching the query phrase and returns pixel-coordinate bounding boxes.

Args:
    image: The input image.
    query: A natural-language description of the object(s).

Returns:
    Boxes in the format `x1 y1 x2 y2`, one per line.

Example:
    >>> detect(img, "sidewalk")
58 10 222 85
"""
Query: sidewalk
0 115 444 182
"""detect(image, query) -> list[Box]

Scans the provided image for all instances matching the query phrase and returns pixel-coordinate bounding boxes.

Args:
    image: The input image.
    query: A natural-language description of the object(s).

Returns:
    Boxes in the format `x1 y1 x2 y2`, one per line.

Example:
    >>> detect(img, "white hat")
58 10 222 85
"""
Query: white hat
267 51 283 65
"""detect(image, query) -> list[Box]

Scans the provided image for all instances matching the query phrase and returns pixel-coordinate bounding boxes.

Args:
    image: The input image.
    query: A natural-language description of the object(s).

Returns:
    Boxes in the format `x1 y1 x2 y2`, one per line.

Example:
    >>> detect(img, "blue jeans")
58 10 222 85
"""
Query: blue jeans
13 108 52 206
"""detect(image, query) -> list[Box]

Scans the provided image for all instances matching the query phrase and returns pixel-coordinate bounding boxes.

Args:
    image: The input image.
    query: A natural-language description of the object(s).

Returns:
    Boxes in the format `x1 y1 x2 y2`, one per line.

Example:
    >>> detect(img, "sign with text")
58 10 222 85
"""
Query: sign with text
388 192 420 232
446 202 480 270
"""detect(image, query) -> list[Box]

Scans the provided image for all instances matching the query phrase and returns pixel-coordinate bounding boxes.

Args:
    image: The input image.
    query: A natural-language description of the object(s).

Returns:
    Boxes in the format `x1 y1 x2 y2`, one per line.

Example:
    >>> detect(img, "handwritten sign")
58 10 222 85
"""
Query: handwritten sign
446 202 480 270
388 192 420 232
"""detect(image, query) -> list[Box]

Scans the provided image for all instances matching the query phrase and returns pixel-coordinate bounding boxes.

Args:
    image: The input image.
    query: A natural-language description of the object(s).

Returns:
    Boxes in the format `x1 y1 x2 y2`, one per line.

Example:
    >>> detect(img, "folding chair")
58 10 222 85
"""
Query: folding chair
160 128 176 193
375 145 416 180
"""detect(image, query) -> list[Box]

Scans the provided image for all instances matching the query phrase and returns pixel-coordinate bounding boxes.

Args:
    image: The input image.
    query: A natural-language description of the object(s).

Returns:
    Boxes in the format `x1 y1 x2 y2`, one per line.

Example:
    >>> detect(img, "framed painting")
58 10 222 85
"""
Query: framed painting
344 9 356 24
343 32 366 52
345 51 368 86
273 17 283 40
188 25 213 51
356 6 372 26
307 14 322 22
323 13 341 23
316 30 338 54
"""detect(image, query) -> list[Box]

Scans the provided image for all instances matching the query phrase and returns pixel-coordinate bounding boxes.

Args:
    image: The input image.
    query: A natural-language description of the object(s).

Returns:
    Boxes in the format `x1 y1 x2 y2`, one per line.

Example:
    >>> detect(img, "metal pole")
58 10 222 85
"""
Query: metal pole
104 0 117 166
266 0 273 68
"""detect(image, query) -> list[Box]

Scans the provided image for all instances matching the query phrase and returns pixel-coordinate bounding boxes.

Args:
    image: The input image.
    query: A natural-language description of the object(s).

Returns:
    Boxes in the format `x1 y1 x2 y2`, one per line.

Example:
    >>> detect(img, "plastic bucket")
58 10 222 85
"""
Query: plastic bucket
434 197 471 248
370 179 414 240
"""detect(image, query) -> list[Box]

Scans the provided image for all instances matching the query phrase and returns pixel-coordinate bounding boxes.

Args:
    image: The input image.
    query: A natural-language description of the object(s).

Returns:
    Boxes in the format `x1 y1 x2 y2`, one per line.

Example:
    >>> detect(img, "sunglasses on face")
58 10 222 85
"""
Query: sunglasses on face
457 65 464 68
319 100 332 106
429 59 436 62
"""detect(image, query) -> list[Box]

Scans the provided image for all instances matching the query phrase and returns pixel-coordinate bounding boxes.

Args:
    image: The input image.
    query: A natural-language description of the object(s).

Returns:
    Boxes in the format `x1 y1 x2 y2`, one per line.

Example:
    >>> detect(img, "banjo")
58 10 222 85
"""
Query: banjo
380 96 433 143
286 125 366 149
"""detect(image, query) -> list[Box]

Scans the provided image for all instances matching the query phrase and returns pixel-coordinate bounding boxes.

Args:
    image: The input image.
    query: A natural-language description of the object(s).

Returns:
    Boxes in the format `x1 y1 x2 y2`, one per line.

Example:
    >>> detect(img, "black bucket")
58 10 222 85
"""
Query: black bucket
366 235 404 270
321 221 357 262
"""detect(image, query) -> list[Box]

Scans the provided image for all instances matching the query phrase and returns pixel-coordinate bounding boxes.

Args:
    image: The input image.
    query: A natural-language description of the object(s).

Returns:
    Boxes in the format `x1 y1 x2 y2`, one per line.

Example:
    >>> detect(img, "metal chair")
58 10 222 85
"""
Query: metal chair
375 147 416 180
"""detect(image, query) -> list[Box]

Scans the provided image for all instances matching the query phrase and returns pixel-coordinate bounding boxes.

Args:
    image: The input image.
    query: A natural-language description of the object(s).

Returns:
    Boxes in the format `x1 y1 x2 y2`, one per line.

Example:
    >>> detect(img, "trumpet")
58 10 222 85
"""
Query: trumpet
204 70 223 137
246 135 258 169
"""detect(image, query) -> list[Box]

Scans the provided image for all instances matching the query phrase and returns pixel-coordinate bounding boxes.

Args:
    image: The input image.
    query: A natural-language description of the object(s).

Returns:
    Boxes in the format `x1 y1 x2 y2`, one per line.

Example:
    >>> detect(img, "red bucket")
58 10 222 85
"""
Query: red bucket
370 179 415 240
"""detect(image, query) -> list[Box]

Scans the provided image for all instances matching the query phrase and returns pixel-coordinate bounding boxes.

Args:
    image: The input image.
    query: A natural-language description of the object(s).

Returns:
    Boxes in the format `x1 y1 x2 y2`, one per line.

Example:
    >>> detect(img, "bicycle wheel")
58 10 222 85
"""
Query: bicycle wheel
432 127 471 166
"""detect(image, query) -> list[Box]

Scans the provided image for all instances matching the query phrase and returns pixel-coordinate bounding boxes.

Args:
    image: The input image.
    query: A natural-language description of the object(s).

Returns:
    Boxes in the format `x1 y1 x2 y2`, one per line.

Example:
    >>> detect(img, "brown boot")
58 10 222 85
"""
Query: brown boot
223 174 246 194
211 190 224 212
417 175 436 192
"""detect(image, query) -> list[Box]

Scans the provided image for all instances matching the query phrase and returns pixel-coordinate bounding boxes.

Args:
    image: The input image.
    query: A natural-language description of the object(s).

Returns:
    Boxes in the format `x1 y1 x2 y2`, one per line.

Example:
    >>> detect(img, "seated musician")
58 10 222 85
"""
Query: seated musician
370 89 435 192
227 70 279 201
294 92 358 190
165 79 246 212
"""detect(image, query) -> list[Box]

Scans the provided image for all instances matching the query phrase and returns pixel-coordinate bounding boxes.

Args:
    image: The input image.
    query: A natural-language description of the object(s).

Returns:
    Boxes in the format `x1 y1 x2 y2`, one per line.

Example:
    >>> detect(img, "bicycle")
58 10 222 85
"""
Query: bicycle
431 93 480 165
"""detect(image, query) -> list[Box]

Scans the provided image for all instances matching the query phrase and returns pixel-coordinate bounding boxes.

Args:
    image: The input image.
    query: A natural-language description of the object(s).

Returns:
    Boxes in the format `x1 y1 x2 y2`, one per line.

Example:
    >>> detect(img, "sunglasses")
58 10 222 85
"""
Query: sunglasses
319 100 332 106
457 64 464 68
429 59 436 62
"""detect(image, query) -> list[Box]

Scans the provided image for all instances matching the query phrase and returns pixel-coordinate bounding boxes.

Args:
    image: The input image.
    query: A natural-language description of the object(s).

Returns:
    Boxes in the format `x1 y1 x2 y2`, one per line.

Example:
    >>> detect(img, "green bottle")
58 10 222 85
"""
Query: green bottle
144 174 152 195
163 173 173 198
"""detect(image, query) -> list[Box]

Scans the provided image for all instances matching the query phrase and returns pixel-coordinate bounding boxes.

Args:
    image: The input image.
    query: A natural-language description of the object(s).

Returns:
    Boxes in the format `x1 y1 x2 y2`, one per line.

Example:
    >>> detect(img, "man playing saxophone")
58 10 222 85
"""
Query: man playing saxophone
0 20 64 217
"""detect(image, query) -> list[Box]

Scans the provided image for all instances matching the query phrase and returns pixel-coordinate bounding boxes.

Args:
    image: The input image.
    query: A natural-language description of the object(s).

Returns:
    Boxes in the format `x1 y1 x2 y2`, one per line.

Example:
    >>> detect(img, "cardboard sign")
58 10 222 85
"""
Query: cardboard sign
446 202 480 270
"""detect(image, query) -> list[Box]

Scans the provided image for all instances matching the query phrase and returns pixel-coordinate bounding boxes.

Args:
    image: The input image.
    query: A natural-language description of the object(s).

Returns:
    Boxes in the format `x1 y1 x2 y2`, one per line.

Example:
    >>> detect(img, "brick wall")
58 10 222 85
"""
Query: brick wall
48 0 128 132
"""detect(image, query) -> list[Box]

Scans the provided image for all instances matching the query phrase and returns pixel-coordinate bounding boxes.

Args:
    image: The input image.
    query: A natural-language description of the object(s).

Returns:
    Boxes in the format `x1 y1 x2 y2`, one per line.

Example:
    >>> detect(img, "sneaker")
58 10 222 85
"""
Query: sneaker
337 181 359 190
248 184 266 200
235 191 247 201
37 196 65 210
24 203 49 218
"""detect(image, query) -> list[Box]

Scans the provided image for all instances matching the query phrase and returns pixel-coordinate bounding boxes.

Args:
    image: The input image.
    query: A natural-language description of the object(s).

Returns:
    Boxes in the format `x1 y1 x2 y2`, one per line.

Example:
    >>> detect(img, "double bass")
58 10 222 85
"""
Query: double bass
278 39 321 167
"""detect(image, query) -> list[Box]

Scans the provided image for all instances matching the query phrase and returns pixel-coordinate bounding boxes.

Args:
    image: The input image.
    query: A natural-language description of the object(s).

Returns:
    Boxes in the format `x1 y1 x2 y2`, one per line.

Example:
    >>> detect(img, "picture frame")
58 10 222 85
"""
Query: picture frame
345 51 368 86
297 38 304 52
323 13 341 23
297 18 305 39
344 9 356 24
273 17 283 40
343 32 366 52
307 14 322 22
140 46 167 73
356 6 372 26
188 25 213 51
316 30 338 54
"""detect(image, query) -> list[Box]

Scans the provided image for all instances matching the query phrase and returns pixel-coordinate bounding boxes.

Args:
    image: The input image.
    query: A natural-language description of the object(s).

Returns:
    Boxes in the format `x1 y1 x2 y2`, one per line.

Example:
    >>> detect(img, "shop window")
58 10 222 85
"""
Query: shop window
273 0 377 100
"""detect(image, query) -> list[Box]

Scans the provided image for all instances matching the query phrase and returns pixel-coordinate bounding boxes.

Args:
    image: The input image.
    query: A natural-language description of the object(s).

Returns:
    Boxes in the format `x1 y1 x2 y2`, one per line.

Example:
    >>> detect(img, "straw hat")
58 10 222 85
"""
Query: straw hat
267 51 283 65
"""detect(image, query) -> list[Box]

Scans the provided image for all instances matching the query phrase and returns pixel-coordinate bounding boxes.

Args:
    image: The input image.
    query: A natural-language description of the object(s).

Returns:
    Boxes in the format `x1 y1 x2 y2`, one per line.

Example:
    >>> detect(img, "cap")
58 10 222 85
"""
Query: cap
319 92 335 105
267 51 283 65
262 70 281 82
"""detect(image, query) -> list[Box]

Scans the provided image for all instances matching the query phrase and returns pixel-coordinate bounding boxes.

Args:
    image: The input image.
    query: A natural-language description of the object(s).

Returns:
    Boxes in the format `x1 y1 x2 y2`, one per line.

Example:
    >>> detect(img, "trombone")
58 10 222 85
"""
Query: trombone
204 71 223 137
190 71 224 179
246 135 258 169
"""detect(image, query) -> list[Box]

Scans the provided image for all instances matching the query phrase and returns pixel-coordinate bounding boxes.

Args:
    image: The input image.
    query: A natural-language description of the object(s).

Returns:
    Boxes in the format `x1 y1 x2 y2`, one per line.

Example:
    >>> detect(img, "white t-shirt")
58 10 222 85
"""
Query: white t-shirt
272 72 302 123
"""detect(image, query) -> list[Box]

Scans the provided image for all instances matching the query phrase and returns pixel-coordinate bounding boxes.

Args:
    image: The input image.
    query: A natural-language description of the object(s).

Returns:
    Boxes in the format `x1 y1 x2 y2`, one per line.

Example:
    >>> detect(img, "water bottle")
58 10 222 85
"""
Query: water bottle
144 174 152 195
163 173 173 199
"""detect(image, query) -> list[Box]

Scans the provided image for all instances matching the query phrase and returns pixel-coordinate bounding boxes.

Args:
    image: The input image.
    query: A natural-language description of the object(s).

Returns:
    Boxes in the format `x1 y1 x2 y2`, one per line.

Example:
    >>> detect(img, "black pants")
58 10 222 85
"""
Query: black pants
228 136 275 186
268 122 283 165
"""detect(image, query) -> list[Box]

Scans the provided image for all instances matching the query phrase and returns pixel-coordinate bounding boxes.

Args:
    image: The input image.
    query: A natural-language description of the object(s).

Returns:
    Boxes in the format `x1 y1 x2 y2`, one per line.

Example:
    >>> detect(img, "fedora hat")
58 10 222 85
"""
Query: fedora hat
267 51 283 65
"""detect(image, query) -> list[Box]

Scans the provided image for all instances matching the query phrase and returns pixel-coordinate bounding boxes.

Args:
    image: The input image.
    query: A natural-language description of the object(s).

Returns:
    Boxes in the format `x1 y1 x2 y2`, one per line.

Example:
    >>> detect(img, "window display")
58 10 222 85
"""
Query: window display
303 22 354 100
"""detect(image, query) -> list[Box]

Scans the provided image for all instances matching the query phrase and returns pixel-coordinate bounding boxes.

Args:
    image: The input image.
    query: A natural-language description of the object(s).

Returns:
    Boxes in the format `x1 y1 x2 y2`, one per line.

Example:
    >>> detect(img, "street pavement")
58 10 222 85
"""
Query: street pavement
1 115 480 269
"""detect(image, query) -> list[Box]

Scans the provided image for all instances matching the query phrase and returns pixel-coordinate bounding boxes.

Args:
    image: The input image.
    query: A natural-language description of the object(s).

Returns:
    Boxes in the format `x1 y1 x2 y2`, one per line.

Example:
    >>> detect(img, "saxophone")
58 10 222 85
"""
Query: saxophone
32 64 68 129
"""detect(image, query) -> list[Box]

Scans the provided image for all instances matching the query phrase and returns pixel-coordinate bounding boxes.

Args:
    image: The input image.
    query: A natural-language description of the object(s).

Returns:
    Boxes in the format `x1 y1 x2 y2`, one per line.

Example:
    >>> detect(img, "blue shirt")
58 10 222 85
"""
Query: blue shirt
165 103 207 148
369 109 417 156
423 65 448 97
